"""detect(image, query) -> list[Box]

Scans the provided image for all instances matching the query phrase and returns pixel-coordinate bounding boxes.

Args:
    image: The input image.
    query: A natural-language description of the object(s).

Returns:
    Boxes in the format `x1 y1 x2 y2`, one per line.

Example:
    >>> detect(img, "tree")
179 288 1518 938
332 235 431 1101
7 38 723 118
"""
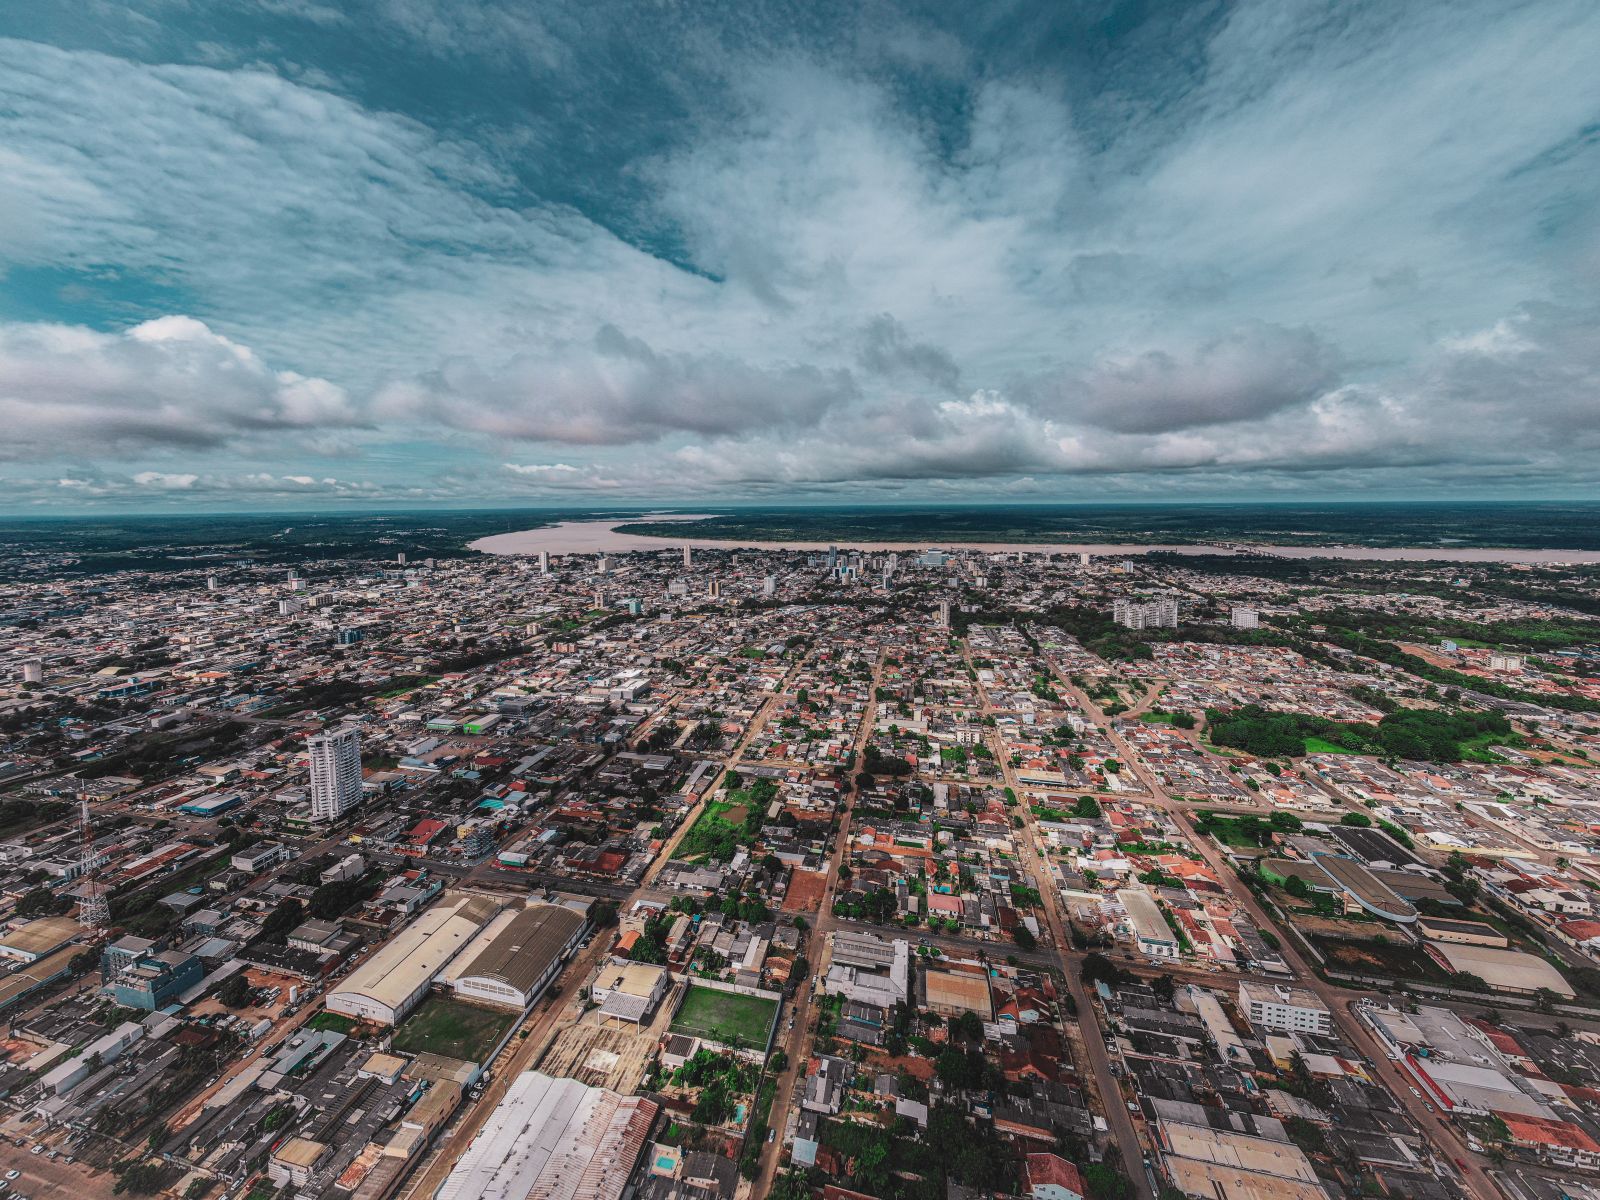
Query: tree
218 973 252 1008
954 1010 985 1042
1012 925 1037 951
1081 952 1125 989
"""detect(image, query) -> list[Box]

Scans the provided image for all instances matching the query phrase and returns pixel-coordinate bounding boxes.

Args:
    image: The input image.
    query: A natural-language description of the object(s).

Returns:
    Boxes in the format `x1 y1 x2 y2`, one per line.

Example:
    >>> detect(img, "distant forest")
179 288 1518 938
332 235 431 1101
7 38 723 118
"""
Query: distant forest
617 502 1600 550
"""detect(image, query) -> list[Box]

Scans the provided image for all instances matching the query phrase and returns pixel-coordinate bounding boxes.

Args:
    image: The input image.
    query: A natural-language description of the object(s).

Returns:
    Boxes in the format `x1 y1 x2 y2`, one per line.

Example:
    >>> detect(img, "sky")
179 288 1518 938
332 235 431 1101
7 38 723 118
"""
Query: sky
1 0 1598 512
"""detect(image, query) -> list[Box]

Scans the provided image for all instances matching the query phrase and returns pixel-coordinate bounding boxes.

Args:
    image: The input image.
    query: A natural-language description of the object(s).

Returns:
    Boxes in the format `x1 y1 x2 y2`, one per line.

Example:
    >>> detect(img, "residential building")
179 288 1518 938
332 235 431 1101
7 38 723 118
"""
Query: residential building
309 725 363 822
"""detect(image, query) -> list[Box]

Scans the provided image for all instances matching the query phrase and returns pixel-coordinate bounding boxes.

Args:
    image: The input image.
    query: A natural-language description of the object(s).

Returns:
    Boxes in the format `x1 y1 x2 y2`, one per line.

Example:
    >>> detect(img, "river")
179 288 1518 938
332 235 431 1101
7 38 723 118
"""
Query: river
468 515 1600 564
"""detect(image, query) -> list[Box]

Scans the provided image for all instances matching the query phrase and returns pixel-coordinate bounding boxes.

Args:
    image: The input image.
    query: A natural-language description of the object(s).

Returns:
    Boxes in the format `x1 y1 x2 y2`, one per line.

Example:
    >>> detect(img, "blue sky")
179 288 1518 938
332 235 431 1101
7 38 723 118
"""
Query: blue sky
1 0 1598 510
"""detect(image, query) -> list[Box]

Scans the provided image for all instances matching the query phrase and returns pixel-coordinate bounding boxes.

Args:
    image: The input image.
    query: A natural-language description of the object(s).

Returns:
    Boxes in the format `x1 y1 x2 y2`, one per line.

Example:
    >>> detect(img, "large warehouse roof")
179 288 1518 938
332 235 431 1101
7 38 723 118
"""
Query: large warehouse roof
0 915 81 960
454 903 585 995
436 1070 656 1200
330 892 502 1015
1427 942 1574 997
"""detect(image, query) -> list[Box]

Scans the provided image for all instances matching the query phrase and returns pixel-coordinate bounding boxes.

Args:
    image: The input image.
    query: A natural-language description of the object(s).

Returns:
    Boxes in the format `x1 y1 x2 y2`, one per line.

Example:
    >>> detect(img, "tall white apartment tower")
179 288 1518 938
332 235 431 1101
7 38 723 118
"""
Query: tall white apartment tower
538 551 550 574
309 727 363 822
683 545 693 568
1230 606 1259 630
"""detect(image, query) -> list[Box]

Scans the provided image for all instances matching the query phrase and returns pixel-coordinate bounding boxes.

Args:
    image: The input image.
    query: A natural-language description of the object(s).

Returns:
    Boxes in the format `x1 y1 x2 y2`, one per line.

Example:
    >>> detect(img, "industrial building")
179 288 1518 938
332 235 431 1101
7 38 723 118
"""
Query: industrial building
435 1070 657 1200
1117 889 1179 958
0 915 81 962
326 892 503 1025
921 964 994 1021
1422 941 1575 997
449 901 590 1010
590 961 671 1023
823 931 909 1008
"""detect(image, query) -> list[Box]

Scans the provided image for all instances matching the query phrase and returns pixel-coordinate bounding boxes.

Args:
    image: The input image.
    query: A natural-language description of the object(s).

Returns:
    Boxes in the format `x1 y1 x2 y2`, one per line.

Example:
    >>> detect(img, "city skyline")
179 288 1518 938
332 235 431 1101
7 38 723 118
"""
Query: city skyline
2 1 1599 511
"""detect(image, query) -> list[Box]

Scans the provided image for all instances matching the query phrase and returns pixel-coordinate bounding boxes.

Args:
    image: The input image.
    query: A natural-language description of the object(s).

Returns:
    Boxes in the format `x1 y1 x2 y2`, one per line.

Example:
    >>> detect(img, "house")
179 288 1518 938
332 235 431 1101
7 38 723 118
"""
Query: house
1025 1153 1087 1200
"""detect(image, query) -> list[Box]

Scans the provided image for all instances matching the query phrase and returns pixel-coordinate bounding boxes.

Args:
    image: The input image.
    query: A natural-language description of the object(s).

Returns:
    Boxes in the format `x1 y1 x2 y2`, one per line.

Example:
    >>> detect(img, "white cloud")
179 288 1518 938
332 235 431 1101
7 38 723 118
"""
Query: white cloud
0 1 1598 503
0 316 358 460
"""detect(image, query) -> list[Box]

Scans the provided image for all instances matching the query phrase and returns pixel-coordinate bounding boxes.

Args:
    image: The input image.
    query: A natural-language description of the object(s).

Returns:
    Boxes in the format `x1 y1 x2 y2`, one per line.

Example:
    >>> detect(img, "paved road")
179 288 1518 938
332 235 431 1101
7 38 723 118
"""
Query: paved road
397 930 617 1200
750 650 885 1200
400 652 811 1200
1048 662 1504 1200
970 641 1157 1200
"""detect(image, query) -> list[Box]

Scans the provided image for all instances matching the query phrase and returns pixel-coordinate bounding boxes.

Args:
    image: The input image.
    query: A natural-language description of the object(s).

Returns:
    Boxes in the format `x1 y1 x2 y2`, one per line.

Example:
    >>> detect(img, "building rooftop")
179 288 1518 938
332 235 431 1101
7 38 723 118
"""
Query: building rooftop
454 902 586 994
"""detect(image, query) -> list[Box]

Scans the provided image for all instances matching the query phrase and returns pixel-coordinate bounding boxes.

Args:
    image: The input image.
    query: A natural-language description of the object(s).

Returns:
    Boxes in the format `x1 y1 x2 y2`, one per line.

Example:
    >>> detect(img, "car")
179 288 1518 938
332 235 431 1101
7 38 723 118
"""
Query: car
3 1173 16 1182
27 1148 41 1156
2 1180 12 1191
767 1128 776 1143
1424 1103 1435 1113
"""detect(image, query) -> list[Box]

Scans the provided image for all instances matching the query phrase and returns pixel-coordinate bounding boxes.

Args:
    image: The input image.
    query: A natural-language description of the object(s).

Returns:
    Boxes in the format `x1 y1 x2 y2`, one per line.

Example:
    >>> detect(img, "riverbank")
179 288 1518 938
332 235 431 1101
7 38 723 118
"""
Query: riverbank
469 518 1600 564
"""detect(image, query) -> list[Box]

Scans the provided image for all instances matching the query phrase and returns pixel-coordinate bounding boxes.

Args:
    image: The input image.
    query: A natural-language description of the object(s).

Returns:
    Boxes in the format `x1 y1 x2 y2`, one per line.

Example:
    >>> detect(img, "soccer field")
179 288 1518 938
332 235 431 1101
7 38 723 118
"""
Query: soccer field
669 984 777 1047
391 995 517 1063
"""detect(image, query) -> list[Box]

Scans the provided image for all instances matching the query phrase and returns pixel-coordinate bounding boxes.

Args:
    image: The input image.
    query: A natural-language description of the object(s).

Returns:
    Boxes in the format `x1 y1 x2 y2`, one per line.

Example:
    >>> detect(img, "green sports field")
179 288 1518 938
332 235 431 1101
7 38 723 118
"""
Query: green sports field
669 984 777 1046
391 995 517 1063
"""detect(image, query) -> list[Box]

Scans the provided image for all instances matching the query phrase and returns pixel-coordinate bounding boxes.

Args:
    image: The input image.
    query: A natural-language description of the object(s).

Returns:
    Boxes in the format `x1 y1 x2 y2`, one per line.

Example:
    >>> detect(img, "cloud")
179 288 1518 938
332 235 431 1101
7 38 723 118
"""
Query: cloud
0 315 359 460
855 315 962 393
375 324 856 444
1 2 1599 506
1024 323 1344 434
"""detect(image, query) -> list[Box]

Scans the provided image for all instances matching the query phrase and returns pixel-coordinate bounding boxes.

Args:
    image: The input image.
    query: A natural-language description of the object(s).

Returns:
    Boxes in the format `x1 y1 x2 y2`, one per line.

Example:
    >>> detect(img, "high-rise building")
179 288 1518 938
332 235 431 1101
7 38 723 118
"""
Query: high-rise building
936 600 952 628
206 575 220 591
1489 653 1524 673
20 660 43 684
308 727 363 822
538 551 550 574
1079 552 1091 567
826 545 838 570
1230 606 1259 630
396 552 406 565
683 545 693 568
707 579 722 599
596 555 611 574
762 574 777 597
278 598 301 616
1112 598 1179 630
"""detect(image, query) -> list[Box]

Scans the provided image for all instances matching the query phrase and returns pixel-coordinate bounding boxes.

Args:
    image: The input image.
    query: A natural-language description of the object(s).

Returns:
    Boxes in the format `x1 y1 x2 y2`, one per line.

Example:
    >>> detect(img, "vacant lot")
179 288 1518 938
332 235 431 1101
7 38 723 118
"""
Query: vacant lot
670 984 777 1047
392 995 516 1063
1312 935 1447 982
783 868 828 913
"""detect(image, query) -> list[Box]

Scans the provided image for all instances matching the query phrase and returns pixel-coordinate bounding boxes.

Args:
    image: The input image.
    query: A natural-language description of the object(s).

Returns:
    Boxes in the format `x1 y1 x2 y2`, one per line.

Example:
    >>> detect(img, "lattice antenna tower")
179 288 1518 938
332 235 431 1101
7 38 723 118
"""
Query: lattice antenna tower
77 790 110 933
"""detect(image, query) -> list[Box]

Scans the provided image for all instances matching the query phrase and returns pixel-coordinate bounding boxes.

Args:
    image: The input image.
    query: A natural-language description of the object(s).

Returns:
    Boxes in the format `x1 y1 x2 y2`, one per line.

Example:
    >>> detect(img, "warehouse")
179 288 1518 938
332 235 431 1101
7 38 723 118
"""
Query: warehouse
921 964 994 1021
449 902 589 1010
1423 942 1574 998
591 961 671 1023
327 892 503 1025
436 1070 657 1200
1117 889 1179 958
0 915 81 963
